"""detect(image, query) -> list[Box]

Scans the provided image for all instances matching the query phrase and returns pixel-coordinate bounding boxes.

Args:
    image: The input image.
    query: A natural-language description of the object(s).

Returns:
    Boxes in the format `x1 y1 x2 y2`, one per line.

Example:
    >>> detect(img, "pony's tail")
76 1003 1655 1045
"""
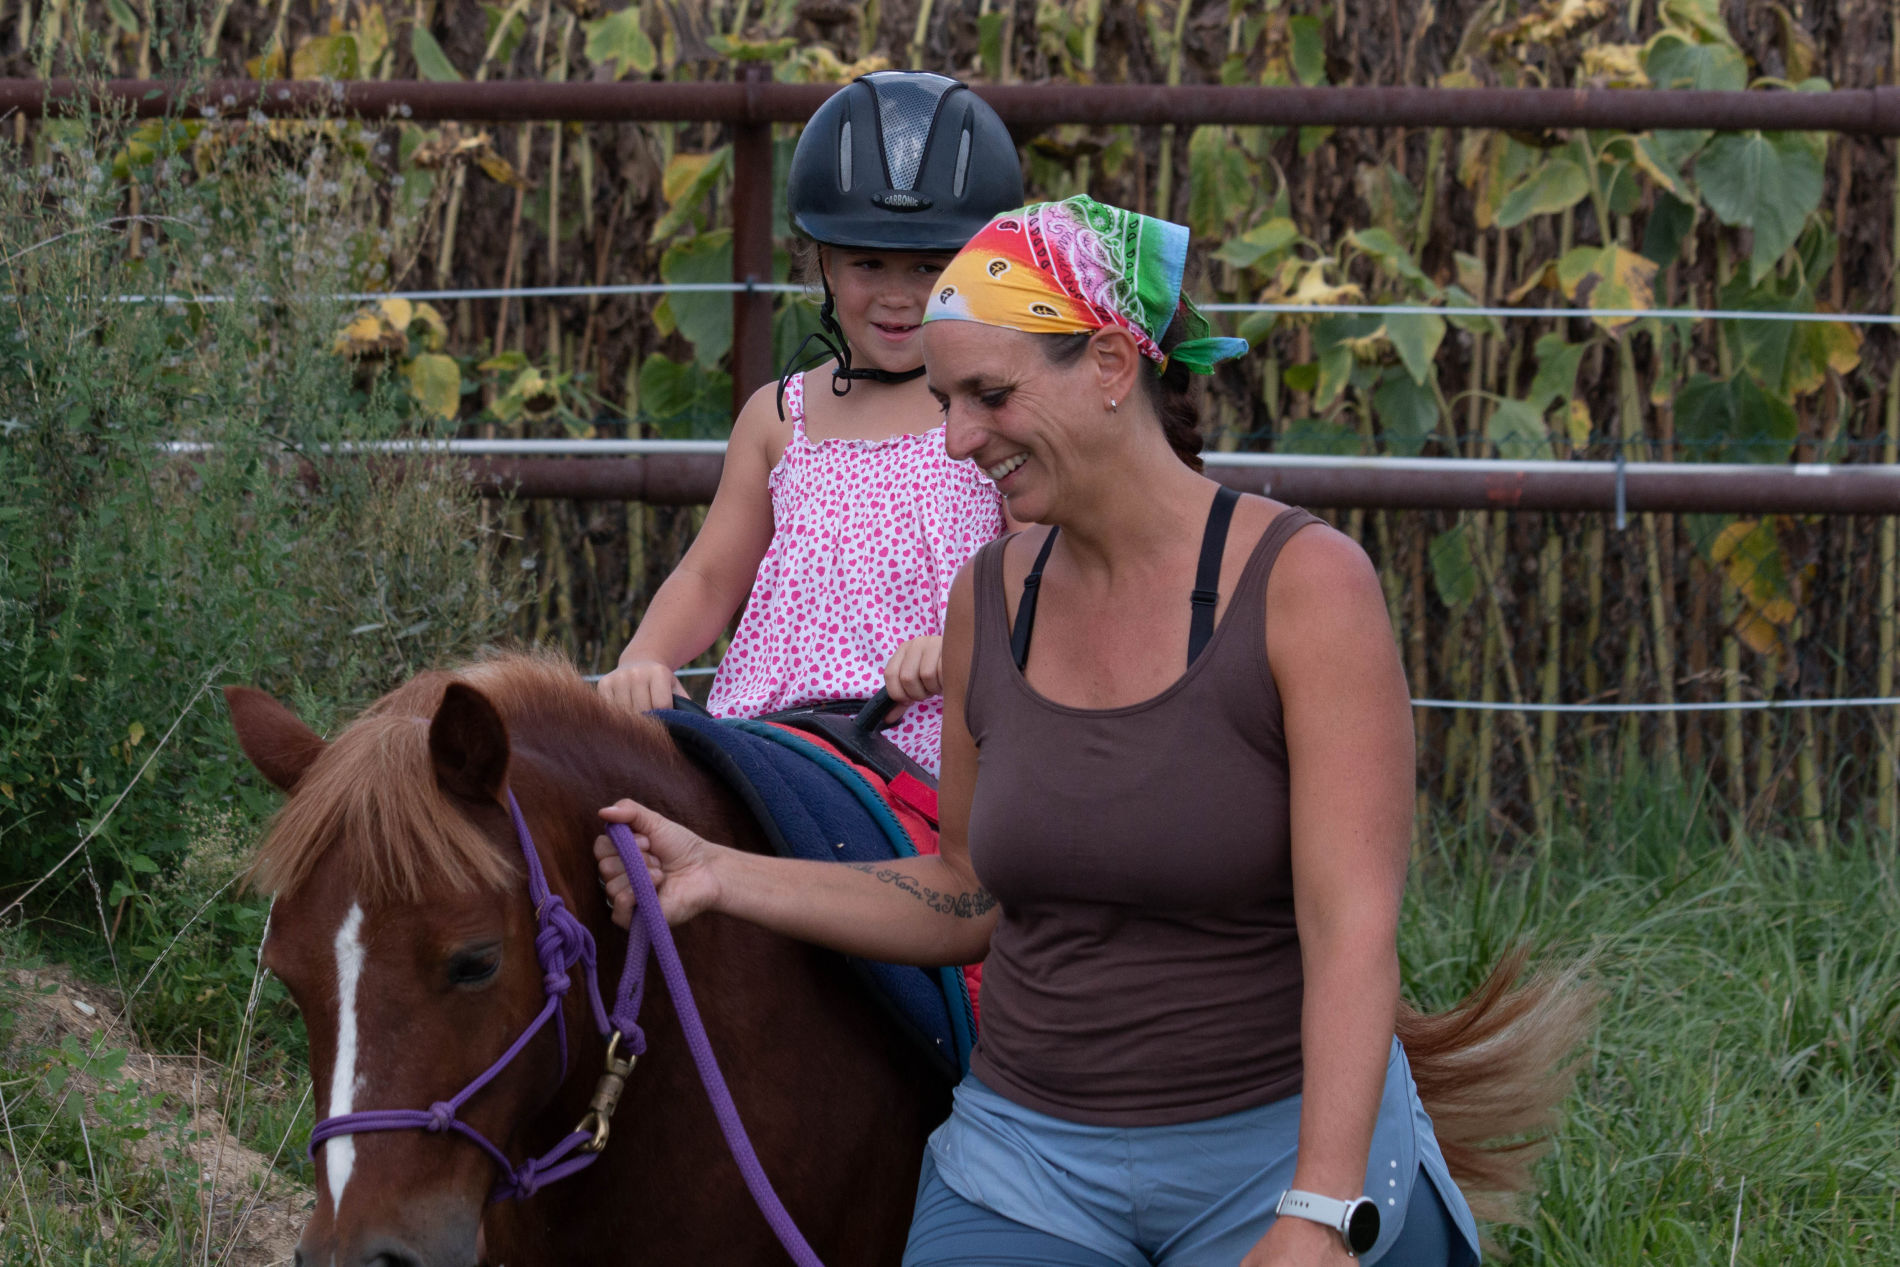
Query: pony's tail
1396 947 1599 1226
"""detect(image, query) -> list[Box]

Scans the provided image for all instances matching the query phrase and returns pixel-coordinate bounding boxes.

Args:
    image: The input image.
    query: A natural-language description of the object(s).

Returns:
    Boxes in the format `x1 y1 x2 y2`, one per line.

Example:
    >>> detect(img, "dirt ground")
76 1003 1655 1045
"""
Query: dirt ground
4 964 312 1267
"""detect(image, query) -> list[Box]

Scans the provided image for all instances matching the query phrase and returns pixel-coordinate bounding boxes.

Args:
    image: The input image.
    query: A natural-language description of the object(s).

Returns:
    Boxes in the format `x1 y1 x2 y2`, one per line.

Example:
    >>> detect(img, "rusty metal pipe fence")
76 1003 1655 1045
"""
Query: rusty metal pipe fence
438 446 1900 515
16 75 1900 415
14 78 1900 130
157 441 1900 513
13 74 1900 842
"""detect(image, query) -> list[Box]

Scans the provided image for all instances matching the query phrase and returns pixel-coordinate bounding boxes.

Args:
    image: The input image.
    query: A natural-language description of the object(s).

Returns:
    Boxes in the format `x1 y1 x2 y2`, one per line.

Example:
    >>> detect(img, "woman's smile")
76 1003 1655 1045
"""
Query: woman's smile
984 451 1030 485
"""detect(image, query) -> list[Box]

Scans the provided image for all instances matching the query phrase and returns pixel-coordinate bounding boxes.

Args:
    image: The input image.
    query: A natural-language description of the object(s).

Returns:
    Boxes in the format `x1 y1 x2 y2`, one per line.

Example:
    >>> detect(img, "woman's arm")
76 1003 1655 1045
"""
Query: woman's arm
597 561 998 967
597 383 783 713
1245 525 1413 1266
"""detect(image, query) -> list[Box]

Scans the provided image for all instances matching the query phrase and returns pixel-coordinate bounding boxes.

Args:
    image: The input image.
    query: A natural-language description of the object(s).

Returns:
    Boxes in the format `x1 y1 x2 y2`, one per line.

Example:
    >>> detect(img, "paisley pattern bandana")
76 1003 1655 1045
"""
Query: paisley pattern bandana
922 195 1248 374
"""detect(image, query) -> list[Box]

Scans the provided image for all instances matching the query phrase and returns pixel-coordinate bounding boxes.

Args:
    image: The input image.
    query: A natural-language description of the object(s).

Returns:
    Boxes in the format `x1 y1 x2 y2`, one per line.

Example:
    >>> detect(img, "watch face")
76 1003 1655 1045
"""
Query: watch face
1345 1199 1381 1254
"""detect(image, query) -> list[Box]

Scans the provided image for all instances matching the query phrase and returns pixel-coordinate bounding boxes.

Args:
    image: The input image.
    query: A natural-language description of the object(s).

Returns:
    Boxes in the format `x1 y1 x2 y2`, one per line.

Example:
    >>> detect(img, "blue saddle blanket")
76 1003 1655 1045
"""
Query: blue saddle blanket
655 710 974 1081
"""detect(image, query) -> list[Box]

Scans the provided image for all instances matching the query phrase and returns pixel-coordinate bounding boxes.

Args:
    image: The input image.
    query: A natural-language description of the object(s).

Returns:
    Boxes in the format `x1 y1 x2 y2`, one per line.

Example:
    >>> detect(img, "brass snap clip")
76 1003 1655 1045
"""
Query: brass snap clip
576 1031 638 1154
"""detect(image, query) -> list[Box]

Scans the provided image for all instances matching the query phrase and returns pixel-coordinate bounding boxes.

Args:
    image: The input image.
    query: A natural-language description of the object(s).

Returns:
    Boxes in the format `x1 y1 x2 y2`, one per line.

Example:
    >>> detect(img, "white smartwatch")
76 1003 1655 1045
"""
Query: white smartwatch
1275 1189 1381 1257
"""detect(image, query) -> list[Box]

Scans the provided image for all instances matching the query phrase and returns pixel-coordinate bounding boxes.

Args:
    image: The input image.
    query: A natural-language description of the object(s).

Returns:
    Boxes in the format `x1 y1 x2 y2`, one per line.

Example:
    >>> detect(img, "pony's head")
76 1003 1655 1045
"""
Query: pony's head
229 659 641 1267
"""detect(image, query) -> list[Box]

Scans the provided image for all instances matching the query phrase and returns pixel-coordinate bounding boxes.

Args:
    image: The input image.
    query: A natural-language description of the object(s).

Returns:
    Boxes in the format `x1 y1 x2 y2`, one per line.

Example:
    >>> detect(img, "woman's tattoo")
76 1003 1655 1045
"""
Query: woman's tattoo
846 864 998 918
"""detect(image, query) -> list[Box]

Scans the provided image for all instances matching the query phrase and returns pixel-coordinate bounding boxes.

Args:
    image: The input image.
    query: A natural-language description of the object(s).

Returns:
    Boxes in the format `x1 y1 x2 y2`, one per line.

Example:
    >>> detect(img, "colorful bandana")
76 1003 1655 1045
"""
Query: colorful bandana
922 195 1248 374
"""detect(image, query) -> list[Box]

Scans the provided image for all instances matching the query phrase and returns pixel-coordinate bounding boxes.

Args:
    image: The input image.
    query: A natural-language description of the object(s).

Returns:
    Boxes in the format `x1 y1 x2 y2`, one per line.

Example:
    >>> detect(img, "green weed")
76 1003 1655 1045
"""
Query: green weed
0 959 212 1265
0 70 529 1065
0 56 525 1263
1404 787 1900 1264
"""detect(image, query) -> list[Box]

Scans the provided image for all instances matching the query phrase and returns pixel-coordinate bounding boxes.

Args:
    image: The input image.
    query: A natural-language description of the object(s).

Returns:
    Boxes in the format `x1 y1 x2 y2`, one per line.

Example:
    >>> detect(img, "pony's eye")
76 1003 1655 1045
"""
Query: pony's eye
447 946 501 987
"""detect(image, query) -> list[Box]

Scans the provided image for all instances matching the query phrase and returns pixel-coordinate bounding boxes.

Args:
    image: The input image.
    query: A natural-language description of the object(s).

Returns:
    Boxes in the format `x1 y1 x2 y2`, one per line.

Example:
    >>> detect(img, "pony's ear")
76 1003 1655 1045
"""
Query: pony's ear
224 686 327 793
430 683 511 804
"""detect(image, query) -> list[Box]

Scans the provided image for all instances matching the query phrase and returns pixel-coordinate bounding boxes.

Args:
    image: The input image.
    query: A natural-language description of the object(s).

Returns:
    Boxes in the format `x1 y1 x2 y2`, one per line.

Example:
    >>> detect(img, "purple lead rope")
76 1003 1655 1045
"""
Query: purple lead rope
605 820 825 1267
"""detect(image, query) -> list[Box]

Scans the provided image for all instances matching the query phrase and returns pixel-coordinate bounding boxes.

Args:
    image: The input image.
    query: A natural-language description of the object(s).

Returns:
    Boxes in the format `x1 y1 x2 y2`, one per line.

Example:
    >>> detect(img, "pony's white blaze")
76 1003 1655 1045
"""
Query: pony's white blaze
325 902 367 1215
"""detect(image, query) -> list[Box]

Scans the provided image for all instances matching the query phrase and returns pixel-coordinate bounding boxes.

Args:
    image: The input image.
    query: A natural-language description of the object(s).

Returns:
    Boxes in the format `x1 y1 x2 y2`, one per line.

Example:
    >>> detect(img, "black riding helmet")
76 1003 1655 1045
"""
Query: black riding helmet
779 71 1023 412
789 70 1023 250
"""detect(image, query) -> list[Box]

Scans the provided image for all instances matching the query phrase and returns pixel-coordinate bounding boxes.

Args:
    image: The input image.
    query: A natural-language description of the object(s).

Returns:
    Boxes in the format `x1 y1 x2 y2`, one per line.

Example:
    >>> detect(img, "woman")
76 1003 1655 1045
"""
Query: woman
598 197 1584 1265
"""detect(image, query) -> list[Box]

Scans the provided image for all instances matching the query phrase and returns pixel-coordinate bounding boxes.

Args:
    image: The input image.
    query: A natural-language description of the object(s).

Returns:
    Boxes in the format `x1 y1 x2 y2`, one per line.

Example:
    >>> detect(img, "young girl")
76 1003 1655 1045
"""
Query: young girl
598 71 1023 774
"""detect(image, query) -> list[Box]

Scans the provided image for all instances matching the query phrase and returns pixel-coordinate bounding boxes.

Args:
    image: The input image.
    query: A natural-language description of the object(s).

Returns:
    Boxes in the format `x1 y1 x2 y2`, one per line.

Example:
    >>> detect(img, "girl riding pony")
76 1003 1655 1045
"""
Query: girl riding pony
599 71 1023 775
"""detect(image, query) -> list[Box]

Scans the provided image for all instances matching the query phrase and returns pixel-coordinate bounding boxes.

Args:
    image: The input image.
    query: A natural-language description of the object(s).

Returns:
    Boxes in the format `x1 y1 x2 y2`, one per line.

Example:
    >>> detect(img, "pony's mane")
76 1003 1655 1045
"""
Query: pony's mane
249 650 677 903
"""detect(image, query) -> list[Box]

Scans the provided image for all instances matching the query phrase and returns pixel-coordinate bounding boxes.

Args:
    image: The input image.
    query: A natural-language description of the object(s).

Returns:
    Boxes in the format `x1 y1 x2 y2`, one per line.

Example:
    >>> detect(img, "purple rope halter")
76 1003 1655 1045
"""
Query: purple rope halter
307 791 825 1265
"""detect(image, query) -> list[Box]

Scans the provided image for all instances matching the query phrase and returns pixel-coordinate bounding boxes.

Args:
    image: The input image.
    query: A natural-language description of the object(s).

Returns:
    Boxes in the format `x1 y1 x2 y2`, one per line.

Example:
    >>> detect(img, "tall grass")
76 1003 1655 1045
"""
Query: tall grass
1404 780 1900 1264
1 50 529 1113
4 773 1892 1261
0 76 527 1265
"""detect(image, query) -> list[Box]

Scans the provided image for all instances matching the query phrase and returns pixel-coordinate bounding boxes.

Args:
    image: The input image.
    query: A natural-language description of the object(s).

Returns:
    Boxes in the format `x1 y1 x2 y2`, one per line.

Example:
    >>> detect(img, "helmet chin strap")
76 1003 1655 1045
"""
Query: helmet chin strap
833 363 925 387
775 272 924 419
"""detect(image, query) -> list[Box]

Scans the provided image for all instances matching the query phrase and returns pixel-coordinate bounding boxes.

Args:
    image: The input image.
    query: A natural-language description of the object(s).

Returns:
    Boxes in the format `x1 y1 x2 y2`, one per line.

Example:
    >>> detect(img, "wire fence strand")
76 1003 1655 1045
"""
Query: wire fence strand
32 280 1900 324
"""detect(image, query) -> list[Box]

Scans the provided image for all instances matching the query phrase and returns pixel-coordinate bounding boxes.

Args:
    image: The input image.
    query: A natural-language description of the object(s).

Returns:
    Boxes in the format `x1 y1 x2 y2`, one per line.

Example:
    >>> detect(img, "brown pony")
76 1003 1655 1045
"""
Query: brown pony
229 652 948 1267
229 651 1591 1266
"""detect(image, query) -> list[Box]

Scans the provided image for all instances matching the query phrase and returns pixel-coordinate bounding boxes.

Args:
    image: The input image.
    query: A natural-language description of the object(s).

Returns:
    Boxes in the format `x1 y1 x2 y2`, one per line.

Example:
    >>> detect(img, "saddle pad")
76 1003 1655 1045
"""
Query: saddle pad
743 722 981 1028
655 710 971 1082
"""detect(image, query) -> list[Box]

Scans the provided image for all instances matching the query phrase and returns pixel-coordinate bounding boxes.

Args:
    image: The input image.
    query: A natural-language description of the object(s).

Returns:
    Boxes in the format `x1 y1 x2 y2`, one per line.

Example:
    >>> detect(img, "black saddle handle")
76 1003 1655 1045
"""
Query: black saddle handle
673 690 895 732
853 689 896 734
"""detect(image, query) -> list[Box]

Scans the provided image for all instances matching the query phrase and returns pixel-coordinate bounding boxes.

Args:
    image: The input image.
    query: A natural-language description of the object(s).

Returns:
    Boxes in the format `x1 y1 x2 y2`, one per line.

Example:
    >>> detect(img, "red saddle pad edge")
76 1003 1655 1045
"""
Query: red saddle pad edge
887 772 939 826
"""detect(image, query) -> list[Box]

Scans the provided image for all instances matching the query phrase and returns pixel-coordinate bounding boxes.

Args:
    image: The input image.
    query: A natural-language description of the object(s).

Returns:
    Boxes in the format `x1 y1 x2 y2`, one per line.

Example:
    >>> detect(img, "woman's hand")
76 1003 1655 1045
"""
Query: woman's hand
1237 1214 1355 1267
593 799 724 929
882 635 944 720
596 659 689 716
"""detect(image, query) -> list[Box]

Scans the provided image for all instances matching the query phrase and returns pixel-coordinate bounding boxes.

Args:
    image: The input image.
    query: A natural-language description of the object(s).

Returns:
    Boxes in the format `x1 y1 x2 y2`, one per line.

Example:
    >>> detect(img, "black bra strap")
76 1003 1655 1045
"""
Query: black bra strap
1188 486 1241 666
1010 528 1061 672
1011 485 1239 675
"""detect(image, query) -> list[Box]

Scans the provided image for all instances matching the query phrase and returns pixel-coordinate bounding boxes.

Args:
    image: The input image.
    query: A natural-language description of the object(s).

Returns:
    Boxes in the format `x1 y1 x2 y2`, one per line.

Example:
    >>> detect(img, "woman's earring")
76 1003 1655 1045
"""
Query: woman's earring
1108 398 1118 412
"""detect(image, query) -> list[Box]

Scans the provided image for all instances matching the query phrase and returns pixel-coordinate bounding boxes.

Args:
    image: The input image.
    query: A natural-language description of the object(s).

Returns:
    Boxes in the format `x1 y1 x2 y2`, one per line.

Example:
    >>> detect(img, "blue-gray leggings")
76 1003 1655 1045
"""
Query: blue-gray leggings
905 1152 1465 1266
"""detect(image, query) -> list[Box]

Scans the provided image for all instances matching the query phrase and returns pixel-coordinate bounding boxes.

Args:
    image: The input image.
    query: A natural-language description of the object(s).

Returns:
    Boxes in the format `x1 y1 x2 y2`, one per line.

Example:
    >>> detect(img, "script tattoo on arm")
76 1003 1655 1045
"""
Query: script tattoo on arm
845 863 999 919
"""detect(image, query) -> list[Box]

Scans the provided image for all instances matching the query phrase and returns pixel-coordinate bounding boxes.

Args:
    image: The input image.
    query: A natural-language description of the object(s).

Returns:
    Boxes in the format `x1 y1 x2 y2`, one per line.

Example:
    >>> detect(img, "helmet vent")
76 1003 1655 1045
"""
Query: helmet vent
865 71 956 191
838 120 853 191
954 127 971 197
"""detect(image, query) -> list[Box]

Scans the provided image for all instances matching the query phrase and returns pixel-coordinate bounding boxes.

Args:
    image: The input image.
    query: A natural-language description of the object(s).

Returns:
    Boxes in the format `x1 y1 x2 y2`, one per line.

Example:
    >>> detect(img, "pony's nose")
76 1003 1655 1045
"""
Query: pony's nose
358 1241 427 1267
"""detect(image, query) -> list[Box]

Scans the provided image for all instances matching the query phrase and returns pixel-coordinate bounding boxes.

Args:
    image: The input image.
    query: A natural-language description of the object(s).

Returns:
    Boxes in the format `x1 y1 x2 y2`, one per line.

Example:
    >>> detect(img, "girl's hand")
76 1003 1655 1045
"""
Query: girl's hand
597 659 689 715
593 799 723 929
882 636 944 721
1238 1213 1356 1267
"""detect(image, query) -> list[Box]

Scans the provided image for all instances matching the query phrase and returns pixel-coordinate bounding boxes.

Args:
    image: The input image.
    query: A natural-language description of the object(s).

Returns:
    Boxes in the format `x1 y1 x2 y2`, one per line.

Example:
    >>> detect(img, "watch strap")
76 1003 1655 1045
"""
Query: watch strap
1276 1188 1352 1231
1276 1189 1376 1256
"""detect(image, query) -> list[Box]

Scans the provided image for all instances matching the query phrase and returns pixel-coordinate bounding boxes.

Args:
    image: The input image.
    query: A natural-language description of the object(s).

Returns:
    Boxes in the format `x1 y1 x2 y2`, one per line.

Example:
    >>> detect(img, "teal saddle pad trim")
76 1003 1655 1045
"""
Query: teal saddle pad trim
733 719 978 1072
731 720 916 854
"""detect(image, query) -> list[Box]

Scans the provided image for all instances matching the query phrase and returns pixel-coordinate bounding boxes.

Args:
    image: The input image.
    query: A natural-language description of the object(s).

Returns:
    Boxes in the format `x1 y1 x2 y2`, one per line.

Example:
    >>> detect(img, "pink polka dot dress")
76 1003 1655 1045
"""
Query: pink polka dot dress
707 373 1006 774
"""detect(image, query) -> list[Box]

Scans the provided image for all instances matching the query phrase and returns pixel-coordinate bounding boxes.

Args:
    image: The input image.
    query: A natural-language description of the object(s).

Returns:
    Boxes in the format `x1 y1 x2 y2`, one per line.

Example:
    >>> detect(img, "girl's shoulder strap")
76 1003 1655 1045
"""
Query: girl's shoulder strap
783 371 809 442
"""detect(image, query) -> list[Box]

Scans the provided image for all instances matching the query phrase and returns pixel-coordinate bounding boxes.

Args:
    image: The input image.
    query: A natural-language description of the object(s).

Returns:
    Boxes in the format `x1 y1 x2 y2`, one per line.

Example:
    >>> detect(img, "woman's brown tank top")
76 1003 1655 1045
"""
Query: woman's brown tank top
964 507 1323 1127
